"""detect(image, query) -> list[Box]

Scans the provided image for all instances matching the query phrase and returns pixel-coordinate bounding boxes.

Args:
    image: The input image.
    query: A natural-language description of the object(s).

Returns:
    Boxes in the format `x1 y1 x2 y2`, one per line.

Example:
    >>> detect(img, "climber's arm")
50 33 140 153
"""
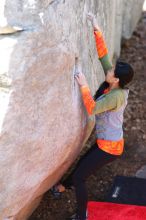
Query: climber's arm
75 73 122 115
87 13 113 74
80 85 121 115
94 30 113 74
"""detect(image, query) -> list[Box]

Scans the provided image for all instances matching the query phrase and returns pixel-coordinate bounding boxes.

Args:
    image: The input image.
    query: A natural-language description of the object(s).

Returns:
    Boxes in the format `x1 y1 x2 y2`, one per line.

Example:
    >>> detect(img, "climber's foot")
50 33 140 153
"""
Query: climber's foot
50 184 65 199
66 212 87 220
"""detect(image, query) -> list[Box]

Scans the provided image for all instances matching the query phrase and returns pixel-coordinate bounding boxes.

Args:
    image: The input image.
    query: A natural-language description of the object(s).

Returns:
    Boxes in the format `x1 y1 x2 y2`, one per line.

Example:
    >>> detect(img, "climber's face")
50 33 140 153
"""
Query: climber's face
106 67 119 85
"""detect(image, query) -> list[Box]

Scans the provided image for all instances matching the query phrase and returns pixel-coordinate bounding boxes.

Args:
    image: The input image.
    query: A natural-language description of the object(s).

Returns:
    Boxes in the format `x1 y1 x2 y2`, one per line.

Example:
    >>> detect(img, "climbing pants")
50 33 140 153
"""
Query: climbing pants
62 143 120 220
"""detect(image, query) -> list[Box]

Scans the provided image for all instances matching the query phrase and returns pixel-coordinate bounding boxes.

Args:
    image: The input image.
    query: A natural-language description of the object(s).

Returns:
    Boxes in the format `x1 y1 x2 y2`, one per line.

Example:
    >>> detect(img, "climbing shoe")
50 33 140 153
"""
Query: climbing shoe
50 185 62 199
66 213 80 220
50 183 66 199
66 213 87 220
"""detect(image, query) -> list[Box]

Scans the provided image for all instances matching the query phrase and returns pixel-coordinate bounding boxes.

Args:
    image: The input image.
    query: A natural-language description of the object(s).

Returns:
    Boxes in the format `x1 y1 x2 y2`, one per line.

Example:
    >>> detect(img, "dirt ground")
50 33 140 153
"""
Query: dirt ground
29 12 146 220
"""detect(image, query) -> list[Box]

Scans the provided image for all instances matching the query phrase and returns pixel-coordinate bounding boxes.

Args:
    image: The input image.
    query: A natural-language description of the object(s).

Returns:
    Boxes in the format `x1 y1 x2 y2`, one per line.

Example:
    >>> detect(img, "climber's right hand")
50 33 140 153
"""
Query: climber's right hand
87 12 101 31
75 72 89 87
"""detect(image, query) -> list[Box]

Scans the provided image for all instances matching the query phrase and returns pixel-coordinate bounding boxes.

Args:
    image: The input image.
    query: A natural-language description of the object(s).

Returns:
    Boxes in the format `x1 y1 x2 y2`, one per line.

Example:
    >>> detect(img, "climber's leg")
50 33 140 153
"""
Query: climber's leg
62 143 98 188
50 144 98 198
66 145 119 220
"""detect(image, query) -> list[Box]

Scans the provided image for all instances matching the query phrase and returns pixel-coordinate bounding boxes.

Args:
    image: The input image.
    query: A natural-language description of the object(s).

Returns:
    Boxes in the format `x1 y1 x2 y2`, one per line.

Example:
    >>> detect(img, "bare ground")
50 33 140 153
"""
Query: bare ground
29 12 146 220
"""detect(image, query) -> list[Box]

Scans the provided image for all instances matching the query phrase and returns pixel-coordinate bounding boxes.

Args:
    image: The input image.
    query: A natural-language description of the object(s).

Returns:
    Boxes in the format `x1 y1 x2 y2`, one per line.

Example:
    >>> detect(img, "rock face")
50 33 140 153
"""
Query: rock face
0 0 144 219
122 0 145 39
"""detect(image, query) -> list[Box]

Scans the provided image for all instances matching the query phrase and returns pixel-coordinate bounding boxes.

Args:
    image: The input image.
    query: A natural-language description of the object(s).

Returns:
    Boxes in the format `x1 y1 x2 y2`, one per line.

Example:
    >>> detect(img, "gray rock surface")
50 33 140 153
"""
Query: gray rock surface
122 0 144 39
0 0 144 219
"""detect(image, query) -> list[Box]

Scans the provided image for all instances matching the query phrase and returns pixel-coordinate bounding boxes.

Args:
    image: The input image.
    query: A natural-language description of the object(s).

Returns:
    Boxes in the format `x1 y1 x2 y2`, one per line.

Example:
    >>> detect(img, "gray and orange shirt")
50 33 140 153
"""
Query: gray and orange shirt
80 30 129 155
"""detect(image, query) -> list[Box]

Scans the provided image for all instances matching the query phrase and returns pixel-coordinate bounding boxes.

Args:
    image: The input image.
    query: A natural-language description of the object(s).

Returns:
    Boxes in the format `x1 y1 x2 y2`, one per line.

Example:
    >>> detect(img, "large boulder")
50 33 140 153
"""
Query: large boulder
122 0 145 39
0 0 144 219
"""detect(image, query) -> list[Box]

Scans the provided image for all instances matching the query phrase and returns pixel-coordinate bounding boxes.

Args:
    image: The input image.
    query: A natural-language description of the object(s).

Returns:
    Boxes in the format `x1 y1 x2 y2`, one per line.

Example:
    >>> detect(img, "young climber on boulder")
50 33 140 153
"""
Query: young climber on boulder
51 13 134 220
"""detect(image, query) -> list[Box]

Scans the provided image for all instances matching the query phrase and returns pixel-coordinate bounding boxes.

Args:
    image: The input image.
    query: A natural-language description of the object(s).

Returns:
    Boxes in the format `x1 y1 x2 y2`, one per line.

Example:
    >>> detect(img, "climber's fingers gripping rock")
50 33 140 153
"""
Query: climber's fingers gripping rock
75 72 89 87
87 12 101 31
87 12 95 22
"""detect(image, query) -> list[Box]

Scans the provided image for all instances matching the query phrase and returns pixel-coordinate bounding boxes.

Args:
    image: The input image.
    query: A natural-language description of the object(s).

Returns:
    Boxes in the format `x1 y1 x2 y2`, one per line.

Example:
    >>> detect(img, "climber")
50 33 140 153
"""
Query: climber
51 13 134 220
